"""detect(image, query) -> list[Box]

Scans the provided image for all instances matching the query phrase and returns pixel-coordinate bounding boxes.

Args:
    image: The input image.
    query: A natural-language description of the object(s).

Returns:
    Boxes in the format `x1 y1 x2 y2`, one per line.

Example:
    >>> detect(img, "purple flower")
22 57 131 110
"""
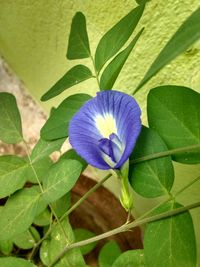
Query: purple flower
69 90 142 170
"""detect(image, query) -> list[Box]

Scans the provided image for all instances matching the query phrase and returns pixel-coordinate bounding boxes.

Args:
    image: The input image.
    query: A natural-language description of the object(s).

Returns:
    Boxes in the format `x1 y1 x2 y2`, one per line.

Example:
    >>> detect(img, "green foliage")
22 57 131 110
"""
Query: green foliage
135 0 149 4
147 86 200 164
40 219 86 267
130 126 174 197
0 187 44 240
60 149 87 171
95 3 145 72
0 92 23 144
67 12 91 59
100 28 144 90
98 241 122 267
144 201 196 267
111 249 145 267
41 94 91 140
74 228 97 255
0 257 36 267
25 156 52 183
41 65 93 101
0 155 27 198
42 159 82 203
135 6 200 92
0 208 13 255
51 193 71 218
0 240 13 256
12 226 40 249
31 138 65 162
33 208 52 226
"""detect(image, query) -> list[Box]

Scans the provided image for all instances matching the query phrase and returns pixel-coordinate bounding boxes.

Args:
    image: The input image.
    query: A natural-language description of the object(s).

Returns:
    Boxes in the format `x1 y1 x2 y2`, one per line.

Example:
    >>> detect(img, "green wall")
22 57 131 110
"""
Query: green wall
1 0 200 112
0 0 200 261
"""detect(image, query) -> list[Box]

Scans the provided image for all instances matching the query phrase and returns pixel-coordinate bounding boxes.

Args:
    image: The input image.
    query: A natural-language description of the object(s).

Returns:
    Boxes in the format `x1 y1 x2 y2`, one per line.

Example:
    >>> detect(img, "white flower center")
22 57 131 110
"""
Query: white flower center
95 113 117 138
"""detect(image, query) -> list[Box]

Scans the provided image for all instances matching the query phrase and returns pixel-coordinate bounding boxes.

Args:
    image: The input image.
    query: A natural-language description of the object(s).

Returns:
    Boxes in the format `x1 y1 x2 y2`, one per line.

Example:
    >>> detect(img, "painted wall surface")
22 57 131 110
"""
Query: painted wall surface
1 0 200 112
0 0 200 260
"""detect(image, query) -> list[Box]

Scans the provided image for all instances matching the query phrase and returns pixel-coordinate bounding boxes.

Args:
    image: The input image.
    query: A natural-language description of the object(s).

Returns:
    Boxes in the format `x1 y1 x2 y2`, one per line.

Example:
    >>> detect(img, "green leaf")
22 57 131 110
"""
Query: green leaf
60 149 87 171
40 219 86 267
67 12 91 59
41 94 91 140
136 0 149 4
12 226 40 249
0 92 23 144
130 126 174 197
31 138 66 162
33 208 51 226
144 201 196 267
112 249 145 267
0 187 42 240
41 65 93 101
100 28 144 90
0 240 13 255
0 155 27 198
42 159 82 203
95 3 145 72
74 228 96 255
51 193 71 218
0 257 36 267
147 86 200 164
0 208 13 255
26 157 52 183
135 6 200 92
98 241 121 267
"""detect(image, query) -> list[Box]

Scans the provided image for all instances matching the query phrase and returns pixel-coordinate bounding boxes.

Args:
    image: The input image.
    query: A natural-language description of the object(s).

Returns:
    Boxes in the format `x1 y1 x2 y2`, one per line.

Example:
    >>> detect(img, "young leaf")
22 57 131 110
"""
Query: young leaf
135 6 200 93
95 3 145 72
67 12 91 59
40 219 86 267
130 126 174 197
41 65 93 101
144 201 196 267
74 228 97 255
111 249 145 267
41 94 91 140
0 187 42 240
100 28 144 90
42 159 82 203
0 258 36 267
31 137 66 162
0 92 23 144
147 86 200 164
0 155 27 198
12 226 40 249
98 241 122 267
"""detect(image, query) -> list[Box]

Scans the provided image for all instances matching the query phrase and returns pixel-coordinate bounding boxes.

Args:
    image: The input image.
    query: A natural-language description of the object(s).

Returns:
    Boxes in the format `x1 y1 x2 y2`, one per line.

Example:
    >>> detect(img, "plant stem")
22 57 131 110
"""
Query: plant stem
48 200 200 267
133 174 200 222
136 195 173 221
29 172 112 254
59 173 111 222
174 175 200 197
29 213 53 260
90 54 101 89
130 144 200 164
23 141 69 243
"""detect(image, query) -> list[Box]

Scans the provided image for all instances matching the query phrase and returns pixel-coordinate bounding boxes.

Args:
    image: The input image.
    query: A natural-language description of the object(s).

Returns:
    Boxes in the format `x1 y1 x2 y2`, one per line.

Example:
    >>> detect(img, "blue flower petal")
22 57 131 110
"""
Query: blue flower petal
69 90 141 170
